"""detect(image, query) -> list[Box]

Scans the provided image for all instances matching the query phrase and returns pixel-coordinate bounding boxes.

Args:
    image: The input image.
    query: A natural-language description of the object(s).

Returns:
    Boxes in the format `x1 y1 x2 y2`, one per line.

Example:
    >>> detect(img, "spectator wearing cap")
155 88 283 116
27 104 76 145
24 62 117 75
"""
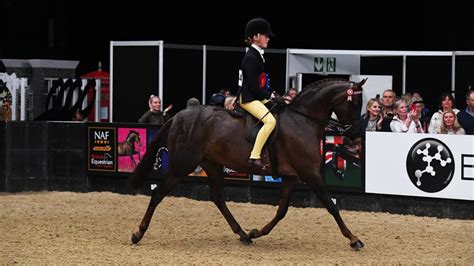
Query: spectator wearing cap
411 91 430 115
409 97 430 133
457 89 474 135
208 92 226 107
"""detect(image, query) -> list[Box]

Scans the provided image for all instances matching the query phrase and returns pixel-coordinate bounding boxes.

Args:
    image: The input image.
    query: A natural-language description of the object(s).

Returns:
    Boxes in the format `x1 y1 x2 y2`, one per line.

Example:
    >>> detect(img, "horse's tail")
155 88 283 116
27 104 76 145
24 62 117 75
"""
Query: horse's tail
129 118 173 190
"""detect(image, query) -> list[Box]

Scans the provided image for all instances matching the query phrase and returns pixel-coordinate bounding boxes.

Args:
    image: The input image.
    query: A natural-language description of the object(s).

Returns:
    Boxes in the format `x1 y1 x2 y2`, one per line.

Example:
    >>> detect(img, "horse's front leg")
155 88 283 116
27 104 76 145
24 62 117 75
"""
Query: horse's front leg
303 172 364 250
201 161 252 245
130 154 137 166
132 170 182 244
248 177 296 239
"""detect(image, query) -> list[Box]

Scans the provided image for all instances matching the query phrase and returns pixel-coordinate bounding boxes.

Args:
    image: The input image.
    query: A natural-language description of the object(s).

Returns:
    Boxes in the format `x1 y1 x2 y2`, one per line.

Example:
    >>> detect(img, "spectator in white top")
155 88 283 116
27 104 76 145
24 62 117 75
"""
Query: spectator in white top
428 93 460 134
390 99 424 133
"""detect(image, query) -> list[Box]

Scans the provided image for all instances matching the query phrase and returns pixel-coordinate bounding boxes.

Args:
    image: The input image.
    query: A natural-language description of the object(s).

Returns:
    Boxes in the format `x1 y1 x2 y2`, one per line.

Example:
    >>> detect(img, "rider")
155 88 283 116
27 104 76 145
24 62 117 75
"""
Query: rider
239 17 285 169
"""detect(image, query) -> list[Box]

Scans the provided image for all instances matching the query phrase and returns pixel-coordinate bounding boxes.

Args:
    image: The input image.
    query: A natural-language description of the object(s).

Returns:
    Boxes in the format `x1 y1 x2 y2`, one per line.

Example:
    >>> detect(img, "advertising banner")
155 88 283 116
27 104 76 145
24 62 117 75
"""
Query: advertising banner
88 127 116 172
117 127 147 173
223 166 249 181
366 132 474 200
324 135 362 190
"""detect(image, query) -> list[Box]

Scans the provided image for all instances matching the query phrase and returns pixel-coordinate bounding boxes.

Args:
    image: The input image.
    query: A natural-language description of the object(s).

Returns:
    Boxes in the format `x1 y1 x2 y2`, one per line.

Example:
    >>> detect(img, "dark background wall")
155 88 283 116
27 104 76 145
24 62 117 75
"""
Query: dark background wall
1 2 473 120
112 46 160 123
1 1 472 75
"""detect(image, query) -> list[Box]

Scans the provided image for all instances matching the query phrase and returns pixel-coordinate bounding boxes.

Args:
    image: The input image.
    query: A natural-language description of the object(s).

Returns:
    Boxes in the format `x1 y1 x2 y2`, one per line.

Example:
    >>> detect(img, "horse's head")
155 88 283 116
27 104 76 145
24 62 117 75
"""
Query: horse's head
331 78 366 140
292 78 366 141
128 130 142 147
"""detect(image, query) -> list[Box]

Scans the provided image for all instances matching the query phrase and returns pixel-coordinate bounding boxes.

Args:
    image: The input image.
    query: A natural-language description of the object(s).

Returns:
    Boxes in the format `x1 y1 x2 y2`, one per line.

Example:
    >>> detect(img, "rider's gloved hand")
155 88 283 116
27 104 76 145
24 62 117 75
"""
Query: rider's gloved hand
271 92 286 104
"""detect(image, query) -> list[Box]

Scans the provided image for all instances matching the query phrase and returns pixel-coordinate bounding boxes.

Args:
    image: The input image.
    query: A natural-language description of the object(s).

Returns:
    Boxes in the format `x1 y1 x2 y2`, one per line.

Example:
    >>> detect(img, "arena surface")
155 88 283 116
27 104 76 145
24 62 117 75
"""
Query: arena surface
1 191 472 264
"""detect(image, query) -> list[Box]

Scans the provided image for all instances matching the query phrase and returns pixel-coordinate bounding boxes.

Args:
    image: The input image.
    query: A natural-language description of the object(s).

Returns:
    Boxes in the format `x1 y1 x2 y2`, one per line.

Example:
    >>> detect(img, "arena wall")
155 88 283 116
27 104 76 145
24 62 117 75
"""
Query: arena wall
0 121 472 220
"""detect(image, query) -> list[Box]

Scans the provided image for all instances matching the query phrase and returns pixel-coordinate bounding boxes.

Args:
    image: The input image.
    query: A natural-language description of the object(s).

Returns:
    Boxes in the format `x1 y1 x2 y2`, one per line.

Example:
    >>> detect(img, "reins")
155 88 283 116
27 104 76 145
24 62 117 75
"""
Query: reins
287 106 353 135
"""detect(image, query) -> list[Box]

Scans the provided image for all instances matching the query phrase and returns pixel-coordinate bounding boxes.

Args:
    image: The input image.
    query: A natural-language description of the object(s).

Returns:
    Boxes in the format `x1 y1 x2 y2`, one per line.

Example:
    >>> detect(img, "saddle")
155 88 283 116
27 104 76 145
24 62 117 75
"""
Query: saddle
231 101 281 144
229 102 283 173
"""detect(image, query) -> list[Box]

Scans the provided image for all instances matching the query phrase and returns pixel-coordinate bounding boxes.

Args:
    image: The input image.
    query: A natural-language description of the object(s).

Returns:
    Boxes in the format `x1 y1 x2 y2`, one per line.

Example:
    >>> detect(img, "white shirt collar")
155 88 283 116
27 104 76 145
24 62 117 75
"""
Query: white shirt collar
251 44 265 62
251 44 264 55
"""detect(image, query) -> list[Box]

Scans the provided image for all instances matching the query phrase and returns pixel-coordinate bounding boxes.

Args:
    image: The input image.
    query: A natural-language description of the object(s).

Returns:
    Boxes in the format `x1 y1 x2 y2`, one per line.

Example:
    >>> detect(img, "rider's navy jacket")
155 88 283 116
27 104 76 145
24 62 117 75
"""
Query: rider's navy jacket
239 46 272 103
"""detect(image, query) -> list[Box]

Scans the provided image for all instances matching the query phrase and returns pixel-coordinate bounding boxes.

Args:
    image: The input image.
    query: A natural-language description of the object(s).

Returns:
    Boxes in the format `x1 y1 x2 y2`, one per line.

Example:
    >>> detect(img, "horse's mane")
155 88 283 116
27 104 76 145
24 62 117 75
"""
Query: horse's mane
292 78 352 103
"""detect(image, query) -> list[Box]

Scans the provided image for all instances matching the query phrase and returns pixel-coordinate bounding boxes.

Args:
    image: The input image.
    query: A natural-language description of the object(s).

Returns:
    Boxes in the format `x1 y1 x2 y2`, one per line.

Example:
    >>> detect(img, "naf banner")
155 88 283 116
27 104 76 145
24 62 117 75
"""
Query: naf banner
366 132 474 201
88 127 116 172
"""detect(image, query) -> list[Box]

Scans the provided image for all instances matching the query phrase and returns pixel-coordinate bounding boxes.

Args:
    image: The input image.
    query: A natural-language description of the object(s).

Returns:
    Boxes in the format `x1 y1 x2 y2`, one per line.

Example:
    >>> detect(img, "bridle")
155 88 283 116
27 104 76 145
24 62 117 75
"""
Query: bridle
287 83 363 135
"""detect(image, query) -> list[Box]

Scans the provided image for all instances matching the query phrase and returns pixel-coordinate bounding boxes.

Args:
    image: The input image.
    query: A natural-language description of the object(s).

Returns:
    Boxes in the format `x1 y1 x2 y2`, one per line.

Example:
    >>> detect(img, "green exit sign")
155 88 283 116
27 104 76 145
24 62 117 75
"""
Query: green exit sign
314 57 336 73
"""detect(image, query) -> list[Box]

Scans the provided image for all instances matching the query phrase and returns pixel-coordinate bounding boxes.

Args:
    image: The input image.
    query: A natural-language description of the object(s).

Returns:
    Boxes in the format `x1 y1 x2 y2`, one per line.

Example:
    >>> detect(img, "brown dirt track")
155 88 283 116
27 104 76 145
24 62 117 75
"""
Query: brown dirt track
1 191 472 264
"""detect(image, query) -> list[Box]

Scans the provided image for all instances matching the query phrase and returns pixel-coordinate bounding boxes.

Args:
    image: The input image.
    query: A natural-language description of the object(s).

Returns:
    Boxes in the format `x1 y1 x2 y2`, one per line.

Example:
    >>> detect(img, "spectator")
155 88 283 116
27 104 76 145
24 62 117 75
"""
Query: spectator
360 98 383 131
1 98 12 122
411 91 430 115
186 97 200 108
381 89 396 118
457 89 474 135
283 87 298 103
437 110 465 135
401 92 412 106
428 93 460 134
186 97 203 175
138 95 173 125
380 89 397 132
208 91 226 107
220 89 231 97
224 95 237 111
409 98 430 132
390 99 424 133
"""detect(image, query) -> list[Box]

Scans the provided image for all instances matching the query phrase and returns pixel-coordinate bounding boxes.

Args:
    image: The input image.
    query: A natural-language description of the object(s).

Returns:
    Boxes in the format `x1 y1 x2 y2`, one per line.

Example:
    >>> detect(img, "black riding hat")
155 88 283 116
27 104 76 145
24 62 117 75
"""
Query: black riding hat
245 18 274 38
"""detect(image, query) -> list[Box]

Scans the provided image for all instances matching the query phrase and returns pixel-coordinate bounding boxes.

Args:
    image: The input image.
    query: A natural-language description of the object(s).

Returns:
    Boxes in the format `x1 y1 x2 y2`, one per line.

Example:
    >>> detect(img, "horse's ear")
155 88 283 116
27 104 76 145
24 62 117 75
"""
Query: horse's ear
358 78 368 88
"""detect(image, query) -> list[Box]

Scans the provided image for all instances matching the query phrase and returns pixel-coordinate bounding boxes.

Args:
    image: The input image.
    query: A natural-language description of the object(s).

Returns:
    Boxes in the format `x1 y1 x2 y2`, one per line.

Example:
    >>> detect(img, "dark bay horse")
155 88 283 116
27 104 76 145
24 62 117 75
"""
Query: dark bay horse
130 78 367 250
118 130 142 165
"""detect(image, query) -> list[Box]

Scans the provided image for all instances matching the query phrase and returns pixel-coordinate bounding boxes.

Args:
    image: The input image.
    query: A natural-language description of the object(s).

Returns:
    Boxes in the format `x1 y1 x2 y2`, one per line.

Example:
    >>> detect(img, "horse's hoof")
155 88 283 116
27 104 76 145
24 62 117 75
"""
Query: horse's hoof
248 229 259 239
131 232 141 244
240 236 253 245
350 239 364 251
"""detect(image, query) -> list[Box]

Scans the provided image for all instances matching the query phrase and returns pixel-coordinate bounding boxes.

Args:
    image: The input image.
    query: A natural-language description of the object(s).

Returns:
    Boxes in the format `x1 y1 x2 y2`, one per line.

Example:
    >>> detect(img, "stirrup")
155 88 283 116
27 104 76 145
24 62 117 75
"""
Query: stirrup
248 158 269 169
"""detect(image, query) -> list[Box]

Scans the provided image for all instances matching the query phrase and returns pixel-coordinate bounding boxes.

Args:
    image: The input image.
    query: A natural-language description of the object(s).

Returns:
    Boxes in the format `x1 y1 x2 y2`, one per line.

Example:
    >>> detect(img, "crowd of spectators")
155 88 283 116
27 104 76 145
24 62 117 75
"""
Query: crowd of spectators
361 87 474 135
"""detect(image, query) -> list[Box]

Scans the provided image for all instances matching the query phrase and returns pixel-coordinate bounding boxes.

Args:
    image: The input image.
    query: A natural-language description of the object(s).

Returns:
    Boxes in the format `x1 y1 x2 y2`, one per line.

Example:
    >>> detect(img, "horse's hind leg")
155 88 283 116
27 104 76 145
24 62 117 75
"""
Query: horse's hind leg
201 160 252 245
304 173 364 250
131 172 182 244
248 177 297 240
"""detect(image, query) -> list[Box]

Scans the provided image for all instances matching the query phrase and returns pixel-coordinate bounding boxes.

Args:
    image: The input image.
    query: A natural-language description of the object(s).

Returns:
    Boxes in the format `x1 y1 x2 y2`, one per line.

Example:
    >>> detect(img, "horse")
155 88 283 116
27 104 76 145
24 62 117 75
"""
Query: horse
130 78 367 250
117 130 142 165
